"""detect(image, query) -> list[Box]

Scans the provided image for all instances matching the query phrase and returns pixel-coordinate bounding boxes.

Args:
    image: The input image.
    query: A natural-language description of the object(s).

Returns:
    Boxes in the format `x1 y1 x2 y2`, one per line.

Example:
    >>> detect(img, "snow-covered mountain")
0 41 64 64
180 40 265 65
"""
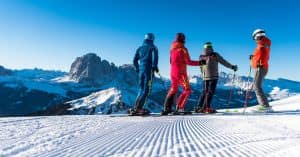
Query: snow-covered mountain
0 65 11 76
0 68 70 115
190 72 300 95
65 87 163 115
1 53 300 116
67 88 127 114
0 53 143 116
54 70 300 115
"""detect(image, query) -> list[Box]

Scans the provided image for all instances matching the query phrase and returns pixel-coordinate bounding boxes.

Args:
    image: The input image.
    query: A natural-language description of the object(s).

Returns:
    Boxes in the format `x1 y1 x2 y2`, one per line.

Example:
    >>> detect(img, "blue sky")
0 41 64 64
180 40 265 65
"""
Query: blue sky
0 0 300 81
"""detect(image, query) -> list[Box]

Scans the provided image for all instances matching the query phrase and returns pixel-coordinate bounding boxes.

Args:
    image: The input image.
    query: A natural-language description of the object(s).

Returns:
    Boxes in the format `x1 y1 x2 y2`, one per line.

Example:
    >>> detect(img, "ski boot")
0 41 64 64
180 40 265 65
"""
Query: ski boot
139 108 150 115
161 94 175 115
203 107 217 114
194 106 204 113
172 107 192 115
161 105 173 115
172 108 183 115
161 109 172 115
128 108 137 115
129 108 150 116
256 105 272 112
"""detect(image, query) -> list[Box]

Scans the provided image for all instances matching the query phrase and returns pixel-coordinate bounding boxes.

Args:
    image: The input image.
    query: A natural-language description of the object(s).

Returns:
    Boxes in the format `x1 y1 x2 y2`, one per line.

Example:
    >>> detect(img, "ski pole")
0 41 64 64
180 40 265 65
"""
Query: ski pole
227 71 236 108
202 65 208 111
156 72 168 91
243 65 252 114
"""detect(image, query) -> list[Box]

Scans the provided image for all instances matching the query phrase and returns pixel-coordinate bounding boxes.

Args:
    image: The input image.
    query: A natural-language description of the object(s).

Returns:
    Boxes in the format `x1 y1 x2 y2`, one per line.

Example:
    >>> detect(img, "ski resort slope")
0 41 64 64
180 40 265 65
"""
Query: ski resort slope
1 95 300 157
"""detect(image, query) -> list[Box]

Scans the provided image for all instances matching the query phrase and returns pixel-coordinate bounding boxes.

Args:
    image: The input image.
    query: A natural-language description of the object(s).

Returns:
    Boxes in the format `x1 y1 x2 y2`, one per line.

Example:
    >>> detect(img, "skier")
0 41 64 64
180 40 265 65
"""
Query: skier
161 33 206 115
130 33 159 115
195 42 238 113
250 29 271 110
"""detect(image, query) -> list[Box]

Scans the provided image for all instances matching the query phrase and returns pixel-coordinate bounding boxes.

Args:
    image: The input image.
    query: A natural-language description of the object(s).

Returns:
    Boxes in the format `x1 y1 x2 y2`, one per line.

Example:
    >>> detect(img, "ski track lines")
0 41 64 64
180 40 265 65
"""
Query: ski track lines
0 116 118 157
1 116 300 157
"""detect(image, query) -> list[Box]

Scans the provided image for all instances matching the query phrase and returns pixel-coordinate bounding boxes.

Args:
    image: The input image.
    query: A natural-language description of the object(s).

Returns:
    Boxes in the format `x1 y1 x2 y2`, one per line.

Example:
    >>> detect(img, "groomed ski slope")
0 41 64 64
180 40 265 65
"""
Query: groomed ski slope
1 95 300 157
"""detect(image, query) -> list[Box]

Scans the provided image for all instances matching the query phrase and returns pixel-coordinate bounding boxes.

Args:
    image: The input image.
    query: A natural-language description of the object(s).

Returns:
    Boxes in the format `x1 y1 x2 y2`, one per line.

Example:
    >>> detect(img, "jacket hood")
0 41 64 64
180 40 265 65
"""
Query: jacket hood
143 39 154 45
171 41 185 50
257 37 271 47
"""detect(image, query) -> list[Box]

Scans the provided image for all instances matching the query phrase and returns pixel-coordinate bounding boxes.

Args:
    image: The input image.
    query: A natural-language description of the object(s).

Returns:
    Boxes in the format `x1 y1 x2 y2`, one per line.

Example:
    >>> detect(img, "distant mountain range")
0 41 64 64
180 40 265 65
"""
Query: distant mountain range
1 53 299 116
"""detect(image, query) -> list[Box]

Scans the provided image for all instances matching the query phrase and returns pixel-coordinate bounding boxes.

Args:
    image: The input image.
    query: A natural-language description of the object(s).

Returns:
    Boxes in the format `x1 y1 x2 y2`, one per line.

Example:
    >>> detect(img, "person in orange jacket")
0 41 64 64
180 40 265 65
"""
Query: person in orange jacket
250 29 271 110
161 33 206 115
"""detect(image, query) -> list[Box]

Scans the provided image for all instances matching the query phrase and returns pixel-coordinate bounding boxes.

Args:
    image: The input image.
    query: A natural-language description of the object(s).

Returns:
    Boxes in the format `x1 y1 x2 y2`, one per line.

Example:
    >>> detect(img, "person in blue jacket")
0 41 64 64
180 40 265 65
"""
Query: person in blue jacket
131 33 159 115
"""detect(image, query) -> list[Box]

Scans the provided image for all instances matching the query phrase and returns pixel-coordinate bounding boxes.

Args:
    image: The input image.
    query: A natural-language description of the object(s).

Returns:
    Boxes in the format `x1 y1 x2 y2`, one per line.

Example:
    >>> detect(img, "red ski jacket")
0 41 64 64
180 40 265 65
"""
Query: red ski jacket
170 41 199 77
251 37 271 70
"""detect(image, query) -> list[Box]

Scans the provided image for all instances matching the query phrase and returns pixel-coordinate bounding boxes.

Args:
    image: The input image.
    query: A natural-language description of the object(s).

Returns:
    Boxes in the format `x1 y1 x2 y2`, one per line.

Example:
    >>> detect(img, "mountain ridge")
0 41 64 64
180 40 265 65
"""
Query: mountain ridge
1 53 299 116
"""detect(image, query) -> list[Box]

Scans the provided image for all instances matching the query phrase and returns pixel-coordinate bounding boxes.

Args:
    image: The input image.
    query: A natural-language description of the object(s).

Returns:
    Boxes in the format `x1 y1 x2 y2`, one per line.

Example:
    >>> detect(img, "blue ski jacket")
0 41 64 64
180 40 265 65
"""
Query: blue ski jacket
133 40 158 74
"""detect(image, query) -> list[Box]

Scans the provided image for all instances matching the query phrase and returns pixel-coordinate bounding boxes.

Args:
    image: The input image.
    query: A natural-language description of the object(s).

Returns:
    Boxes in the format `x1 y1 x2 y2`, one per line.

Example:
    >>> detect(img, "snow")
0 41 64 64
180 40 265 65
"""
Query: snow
14 69 66 80
68 87 121 111
219 94 300 113
0 70 68 96
270 94 300 111
190 73 300 96
66 86 164 114
269 86 291 100
1 115 300 157
1 95 300 157
52 75 75 83
3 83 19 88
22 80 67 96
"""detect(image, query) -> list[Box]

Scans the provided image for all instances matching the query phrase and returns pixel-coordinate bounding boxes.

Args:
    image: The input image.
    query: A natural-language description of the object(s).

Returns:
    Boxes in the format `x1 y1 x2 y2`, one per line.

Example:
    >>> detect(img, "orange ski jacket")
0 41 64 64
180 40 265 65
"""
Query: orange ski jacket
251 37 271 70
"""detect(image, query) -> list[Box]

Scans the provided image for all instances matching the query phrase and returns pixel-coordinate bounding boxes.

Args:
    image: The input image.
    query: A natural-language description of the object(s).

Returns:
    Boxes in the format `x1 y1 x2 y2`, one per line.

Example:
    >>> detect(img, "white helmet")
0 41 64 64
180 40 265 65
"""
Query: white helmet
144 33 155 41
252 29 266 40
203 42 213 49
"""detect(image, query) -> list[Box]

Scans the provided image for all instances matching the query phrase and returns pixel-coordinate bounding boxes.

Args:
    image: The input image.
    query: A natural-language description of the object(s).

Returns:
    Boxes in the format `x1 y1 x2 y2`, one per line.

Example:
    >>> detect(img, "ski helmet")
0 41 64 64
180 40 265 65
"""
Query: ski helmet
203 42 213 49
175 33 186 43
145 33 155 41
252 29 266 40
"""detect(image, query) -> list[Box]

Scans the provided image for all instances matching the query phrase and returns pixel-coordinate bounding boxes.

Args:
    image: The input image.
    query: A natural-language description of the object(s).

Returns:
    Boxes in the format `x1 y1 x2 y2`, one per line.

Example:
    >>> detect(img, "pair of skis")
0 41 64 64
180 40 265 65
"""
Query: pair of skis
110 111 298 117
110 110 222 117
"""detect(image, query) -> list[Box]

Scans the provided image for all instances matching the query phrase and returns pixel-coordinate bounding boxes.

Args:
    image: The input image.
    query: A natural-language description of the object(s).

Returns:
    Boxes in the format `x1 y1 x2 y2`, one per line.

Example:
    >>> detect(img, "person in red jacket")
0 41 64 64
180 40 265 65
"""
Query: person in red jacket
250 29 271 110
161 33 206 115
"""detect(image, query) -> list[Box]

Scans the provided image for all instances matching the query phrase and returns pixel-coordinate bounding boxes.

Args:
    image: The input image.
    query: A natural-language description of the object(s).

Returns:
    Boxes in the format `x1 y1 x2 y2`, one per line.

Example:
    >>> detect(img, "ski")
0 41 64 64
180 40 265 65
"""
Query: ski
109 113 161 117
171 111 193 115
109 109 300 117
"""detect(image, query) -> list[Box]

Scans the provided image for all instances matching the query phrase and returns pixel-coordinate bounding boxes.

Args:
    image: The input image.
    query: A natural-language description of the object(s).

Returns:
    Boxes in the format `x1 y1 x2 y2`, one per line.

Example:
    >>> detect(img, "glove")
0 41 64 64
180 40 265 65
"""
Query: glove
199 59 206 65
136 68 139 73
249 55 253 60
231 65 238 71
257 64 263 69
153 67 159 73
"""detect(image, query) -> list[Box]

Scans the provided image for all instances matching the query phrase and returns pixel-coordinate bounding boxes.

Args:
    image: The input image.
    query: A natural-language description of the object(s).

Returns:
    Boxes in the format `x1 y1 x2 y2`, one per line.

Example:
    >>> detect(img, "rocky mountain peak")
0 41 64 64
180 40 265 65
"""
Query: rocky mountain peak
0 65 12 76
69 53 118 84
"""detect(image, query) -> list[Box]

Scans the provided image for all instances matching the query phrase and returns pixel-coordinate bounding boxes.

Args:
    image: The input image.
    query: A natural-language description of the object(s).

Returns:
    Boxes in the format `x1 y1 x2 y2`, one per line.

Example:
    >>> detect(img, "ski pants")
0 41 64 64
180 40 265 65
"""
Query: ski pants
197 79 218 109
167 74 191 109
253 67 269 106
135 71 154 110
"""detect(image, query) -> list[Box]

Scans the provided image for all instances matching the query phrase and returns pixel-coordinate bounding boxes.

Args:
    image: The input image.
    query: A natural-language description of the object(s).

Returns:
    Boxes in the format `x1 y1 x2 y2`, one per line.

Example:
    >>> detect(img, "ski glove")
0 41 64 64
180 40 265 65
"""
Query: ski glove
199 59 206 65
257 64 263 69
249 55 253 60
153 67 159 73
231 65 238 71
